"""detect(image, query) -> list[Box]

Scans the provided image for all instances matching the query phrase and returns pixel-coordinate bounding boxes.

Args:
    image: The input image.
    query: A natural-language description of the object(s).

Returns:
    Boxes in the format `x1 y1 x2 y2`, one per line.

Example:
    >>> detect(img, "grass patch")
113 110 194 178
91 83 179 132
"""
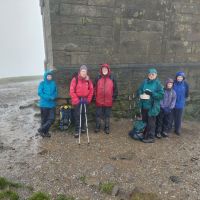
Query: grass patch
0 177 32 191
79 175 86 184
99 182 115 195
0 190 19 200
56 194 75 200
28 192 50 200
0 177 23 190
0 178 8 190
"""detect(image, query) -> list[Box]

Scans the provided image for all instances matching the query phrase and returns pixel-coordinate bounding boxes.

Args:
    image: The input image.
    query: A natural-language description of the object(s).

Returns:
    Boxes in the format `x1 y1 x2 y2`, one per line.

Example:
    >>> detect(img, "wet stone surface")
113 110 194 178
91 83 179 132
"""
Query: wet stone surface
0 78 200 199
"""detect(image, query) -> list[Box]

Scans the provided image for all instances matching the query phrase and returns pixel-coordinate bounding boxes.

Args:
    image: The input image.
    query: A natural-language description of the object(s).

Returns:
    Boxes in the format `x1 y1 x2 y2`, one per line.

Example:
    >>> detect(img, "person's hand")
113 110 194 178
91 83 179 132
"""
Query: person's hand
163 107 171 113
144 89 152 96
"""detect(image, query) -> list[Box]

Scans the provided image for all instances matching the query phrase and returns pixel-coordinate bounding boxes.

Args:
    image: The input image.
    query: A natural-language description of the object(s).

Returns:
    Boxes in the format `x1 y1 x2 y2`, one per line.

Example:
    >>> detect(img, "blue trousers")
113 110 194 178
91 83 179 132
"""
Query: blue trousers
40 107 55 134
74 104 87 132
173 108 184 134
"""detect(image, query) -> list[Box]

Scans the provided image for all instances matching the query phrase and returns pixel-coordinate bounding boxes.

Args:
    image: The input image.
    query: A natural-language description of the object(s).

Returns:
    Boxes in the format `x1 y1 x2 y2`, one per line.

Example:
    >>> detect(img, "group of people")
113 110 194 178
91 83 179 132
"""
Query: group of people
130 69 189 143
37 64 118 138
37 64 189 144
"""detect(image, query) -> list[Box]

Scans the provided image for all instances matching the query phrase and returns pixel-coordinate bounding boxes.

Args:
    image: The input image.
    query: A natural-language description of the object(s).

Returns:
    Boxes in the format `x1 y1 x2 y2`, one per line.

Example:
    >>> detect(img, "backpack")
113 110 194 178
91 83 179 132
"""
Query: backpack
71 72 90 92
128 120 146 141
59 105 72 131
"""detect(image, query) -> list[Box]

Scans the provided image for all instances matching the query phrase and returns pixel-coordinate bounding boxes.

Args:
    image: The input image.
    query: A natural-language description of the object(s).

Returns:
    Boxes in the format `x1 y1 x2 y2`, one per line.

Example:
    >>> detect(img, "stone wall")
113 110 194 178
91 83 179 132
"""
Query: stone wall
41 0 200 67
40 0 200 119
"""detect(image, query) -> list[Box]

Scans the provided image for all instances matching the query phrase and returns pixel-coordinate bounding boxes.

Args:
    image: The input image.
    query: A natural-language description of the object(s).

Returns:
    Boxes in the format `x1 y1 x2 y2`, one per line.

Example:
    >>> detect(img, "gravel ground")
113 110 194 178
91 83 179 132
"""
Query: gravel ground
0 78 200 200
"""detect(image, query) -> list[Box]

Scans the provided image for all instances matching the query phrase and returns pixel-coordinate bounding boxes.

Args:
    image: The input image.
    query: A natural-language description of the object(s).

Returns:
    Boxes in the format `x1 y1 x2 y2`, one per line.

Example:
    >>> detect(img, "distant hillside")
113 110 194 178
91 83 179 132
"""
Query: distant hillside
0 75 42 84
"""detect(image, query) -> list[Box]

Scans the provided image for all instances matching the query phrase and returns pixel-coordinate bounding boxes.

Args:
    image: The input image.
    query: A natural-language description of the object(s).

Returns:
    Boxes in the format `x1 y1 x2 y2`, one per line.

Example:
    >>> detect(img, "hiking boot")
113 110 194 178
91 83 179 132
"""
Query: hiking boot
175 131 180 136
81 128 86 134
95 125 100 133
142 138 155 143
74 132 79 138
156 133 162 139
104 127 110 134
162 132 168 137
37 128 45 137
44 132 51 138
37 128 42 133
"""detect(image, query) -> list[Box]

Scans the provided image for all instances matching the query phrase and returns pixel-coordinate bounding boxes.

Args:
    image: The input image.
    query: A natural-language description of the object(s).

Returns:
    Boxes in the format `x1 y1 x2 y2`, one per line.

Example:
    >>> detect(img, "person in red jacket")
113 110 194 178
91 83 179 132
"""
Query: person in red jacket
70 65 94 138
94 64 118 134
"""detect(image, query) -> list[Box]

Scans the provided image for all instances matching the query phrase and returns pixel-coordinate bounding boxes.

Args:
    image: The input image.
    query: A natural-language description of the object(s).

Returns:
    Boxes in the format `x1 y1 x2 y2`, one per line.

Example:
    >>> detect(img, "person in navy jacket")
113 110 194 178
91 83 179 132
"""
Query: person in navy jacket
173 71 189 135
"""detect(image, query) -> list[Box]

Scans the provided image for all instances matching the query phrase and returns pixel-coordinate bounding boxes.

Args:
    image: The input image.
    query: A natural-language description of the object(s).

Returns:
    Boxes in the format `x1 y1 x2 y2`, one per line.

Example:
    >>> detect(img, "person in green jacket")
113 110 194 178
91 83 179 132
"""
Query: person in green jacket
137 68 164 143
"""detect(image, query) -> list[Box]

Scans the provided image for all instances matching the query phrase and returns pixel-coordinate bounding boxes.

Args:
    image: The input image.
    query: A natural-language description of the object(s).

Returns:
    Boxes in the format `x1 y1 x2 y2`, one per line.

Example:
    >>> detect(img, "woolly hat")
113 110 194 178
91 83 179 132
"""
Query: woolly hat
80 65 88 72
176 71 185 78
166 78 174 84
148 68 157 74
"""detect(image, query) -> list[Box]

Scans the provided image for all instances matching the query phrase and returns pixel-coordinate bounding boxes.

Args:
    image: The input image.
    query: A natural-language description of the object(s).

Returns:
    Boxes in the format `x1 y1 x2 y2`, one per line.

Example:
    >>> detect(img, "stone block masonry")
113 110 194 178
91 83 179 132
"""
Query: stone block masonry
40 0 200 119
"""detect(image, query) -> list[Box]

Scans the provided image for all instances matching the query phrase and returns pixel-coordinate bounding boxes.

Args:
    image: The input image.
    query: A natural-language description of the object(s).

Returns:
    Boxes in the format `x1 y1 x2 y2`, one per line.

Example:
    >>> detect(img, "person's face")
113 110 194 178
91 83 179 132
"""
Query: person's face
80 69 87 78
177 76 183 82
148 73 157 80
47 74 52 81
102 67 108 75
167 82 173 89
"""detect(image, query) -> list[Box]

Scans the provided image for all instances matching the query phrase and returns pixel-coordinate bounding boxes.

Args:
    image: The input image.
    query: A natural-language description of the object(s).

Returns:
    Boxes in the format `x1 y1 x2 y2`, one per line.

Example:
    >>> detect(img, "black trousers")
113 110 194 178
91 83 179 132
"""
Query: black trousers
173 108 184 134
40 107 55 134
142 109 156 139
156 108 173 134
74 104 87 132
96 107 111 129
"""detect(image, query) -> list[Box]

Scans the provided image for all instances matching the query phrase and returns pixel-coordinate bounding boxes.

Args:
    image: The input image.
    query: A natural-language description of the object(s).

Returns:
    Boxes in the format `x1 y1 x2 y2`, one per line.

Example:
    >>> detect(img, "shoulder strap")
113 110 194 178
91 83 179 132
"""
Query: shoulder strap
94 74 101 86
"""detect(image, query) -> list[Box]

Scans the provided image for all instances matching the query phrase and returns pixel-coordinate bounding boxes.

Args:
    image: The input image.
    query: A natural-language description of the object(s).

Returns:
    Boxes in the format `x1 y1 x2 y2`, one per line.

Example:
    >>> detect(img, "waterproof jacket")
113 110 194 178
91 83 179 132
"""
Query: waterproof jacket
38 71 58 108
137 78 164 116
173 80 189 109
160 88 176 109
94 65 118 107
70 74 93 106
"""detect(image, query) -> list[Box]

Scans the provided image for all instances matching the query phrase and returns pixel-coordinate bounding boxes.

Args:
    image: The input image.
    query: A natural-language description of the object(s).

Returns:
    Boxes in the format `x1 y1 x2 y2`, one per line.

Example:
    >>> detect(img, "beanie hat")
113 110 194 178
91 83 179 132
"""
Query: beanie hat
166 78 174 85
176 71 185 78
148 68 157 74
80 65 88 72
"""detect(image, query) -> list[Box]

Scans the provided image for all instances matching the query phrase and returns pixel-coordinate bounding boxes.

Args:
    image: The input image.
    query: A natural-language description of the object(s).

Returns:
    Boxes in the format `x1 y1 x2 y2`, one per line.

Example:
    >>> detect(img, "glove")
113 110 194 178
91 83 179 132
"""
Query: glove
163 107 171 113
79 98 88 105
144 89 152 96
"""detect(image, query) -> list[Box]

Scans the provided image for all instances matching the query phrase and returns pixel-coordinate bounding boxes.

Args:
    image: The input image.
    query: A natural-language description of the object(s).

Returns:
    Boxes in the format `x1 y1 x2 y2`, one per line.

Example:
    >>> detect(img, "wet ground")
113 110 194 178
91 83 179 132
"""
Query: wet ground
0 78 200 200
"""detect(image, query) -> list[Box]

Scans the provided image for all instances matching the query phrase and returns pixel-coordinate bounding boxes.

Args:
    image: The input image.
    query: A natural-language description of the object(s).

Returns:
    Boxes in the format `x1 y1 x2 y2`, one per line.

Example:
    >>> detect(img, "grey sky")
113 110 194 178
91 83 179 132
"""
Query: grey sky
0 0 45 78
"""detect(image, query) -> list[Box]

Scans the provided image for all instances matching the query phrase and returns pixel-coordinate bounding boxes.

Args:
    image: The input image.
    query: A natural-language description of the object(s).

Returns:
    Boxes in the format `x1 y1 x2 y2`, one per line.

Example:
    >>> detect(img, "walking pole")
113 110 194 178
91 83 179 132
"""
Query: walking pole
84 103 90 145
78 102 82 145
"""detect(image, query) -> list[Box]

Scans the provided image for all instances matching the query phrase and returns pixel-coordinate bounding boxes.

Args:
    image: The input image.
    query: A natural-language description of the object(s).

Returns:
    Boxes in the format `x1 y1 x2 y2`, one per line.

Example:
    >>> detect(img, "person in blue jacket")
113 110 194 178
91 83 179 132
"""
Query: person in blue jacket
37 71 58 137
173 71 189 135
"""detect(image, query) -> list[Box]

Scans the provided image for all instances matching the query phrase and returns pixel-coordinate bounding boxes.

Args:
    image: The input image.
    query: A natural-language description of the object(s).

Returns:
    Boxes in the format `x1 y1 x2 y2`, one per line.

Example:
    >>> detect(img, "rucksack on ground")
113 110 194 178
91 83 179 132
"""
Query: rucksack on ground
129 119 146 141
59 105 72 131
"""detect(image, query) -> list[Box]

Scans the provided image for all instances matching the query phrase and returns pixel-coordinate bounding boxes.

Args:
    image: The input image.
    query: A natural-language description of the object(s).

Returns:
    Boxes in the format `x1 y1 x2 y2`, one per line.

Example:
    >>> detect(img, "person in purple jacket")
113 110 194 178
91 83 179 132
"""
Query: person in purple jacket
155 78 176 138
173 71 189 135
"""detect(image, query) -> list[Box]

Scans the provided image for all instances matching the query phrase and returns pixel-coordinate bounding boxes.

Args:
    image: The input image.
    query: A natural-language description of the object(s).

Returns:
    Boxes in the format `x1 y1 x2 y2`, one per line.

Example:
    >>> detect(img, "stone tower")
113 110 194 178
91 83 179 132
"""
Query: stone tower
40 0 200 119
40 0 200 69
